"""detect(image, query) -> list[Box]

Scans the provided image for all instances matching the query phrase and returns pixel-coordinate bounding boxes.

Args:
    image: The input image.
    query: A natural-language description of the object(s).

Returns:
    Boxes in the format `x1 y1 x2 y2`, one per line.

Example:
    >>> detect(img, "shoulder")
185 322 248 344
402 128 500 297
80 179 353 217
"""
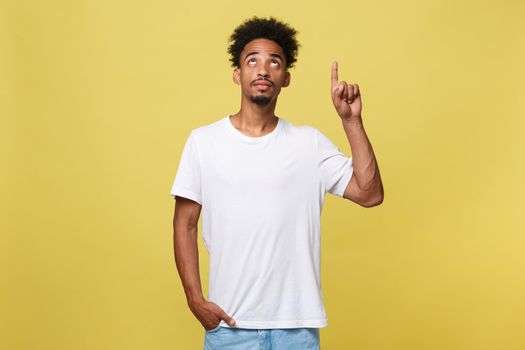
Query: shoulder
187 116 227 141
281 119 335 152
280 118 319 139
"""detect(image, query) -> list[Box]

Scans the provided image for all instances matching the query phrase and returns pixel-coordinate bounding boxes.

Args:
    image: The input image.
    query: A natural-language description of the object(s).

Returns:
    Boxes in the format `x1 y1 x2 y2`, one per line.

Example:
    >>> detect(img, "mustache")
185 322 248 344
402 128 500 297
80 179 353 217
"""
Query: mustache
252 77 273 85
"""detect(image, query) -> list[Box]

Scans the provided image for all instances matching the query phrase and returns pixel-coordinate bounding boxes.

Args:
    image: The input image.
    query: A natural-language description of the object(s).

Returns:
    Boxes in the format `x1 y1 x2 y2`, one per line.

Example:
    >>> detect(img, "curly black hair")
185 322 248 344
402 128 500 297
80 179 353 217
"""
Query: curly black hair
227 16 300 69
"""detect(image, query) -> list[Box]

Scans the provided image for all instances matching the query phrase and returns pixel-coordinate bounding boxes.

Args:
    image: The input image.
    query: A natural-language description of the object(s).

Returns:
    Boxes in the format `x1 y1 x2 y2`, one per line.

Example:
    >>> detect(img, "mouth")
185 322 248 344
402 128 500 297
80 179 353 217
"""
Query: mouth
252 79 273 87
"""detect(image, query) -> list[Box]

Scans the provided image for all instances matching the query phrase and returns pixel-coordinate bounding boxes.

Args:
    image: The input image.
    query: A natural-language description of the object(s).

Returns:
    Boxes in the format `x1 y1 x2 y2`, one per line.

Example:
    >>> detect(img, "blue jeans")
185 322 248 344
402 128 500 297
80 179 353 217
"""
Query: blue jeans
204 326 320 350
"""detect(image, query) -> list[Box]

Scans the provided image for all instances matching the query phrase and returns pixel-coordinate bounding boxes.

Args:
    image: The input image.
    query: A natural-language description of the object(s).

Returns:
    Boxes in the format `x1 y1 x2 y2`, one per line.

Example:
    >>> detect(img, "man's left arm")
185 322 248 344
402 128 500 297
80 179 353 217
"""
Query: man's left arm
331 61 384 207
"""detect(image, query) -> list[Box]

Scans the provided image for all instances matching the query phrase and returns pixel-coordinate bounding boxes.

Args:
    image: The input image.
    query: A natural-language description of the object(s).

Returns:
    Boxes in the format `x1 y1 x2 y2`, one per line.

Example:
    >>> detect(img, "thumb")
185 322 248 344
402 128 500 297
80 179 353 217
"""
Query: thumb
333 83 344 101
218 308 236 326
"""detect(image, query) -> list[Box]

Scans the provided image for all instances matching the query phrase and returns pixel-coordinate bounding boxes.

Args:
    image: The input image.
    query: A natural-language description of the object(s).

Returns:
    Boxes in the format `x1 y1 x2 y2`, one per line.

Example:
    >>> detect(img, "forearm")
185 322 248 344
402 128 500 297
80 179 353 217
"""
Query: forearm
342 116 383 197
173 223 205 307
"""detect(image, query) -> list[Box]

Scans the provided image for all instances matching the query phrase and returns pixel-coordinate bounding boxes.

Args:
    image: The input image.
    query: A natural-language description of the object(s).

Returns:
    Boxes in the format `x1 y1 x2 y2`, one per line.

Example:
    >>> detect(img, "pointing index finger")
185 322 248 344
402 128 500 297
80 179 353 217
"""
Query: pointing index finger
331 61 339 88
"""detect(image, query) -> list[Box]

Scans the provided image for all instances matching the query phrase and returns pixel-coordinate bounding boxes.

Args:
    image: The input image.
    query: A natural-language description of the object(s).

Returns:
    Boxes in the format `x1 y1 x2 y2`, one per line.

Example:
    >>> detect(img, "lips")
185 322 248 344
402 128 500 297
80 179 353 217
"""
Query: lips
252 80 272 87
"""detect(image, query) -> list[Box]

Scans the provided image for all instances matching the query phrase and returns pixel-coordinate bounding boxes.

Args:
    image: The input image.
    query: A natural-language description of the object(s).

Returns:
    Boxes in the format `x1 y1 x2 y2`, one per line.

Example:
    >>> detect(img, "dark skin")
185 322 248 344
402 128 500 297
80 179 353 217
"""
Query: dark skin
173 196 235 330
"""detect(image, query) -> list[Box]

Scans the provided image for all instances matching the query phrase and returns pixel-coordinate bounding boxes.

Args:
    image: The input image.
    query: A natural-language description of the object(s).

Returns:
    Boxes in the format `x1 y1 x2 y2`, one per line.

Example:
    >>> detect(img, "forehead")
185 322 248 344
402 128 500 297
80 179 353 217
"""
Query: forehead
241 38 285 58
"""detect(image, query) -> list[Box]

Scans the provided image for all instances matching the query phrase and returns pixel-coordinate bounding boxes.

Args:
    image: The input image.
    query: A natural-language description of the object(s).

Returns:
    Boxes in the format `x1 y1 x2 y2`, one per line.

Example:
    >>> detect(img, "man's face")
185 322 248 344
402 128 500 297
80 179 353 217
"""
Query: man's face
233 38 291 106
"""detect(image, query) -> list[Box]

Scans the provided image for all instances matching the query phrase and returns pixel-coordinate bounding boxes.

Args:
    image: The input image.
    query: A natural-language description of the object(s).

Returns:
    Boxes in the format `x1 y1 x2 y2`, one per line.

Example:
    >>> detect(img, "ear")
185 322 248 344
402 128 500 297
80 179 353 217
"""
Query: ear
232 68 240 85
282 71 291 87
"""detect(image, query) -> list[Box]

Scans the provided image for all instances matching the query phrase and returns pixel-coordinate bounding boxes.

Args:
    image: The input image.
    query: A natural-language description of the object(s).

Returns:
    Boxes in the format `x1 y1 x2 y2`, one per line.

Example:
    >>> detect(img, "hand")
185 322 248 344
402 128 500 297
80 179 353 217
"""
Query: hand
189 299 236 330
331 61 362 121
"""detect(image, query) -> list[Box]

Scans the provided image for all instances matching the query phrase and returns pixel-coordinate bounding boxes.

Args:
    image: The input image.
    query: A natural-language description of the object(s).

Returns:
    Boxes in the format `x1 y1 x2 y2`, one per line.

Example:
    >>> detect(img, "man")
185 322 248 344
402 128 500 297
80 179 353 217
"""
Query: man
171 16 383 349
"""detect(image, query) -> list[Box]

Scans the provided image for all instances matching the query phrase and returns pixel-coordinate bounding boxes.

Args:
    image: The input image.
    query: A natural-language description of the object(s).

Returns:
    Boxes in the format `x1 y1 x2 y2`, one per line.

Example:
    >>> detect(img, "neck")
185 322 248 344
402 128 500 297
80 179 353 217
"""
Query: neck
231 97 279 135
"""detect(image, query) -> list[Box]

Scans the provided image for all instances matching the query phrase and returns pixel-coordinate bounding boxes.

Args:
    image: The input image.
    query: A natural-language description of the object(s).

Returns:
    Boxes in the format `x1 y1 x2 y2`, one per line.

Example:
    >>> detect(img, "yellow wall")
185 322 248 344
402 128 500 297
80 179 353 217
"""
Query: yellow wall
2 1 524 349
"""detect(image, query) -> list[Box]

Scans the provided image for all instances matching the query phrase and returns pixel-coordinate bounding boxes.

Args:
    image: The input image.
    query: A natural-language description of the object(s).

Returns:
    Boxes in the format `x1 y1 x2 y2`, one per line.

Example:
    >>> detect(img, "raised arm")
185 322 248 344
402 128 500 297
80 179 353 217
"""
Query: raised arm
331 61 384 207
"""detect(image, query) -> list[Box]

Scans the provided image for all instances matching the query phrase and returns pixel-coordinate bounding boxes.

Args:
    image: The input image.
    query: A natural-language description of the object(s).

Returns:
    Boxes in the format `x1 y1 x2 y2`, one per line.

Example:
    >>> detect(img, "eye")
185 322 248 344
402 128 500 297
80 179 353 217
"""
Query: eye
248 58 256 65
271 60 280 67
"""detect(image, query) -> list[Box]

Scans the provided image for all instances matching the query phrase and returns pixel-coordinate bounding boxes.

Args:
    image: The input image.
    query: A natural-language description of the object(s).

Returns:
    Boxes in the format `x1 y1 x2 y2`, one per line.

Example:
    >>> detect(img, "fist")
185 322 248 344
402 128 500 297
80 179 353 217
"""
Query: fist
331 61 362 121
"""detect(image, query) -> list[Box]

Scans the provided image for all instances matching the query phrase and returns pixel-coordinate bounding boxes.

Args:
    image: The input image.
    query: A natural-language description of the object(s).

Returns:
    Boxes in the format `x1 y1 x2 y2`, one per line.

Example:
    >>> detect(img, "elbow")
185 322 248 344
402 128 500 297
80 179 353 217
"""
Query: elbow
365 196 383 207
360 187 384 208
360 197 382 208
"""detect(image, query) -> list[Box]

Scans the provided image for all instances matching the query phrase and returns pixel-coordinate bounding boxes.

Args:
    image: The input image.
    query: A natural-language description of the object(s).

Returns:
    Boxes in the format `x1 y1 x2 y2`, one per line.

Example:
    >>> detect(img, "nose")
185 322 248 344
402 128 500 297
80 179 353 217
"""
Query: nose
256 63 269 78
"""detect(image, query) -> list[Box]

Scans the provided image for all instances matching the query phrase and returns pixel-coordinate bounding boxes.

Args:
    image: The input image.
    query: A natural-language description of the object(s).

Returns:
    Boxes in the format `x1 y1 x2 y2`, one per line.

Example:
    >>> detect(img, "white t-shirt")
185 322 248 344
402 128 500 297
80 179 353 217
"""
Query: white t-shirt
170 115 353 329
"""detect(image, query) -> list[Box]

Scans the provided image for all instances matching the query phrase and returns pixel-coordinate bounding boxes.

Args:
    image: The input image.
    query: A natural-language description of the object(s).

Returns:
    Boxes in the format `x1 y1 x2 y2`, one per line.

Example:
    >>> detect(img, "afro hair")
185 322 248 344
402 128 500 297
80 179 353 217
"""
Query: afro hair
227 16 300 69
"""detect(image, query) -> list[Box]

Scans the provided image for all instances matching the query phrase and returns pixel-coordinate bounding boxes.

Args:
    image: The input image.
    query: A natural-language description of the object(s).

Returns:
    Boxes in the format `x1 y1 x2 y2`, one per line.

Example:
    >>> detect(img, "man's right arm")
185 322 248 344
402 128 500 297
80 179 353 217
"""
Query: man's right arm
172 196 236 329
173 196 205 307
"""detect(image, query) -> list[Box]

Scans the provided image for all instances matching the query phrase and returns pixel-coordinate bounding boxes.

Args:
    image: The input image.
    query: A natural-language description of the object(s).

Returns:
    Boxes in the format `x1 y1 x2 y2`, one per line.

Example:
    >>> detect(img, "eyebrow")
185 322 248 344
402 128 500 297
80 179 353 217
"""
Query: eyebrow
244 51 283 61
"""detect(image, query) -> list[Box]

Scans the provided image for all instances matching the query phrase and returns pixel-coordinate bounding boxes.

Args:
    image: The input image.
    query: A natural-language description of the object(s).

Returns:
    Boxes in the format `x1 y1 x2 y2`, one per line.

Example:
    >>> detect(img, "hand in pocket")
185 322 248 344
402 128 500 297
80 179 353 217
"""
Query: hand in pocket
189 299 236 330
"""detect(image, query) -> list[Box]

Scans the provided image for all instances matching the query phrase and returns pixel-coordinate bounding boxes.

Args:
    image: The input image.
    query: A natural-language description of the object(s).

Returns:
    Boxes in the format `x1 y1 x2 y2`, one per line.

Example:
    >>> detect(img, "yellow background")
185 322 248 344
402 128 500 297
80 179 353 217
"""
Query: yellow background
2 0 524 349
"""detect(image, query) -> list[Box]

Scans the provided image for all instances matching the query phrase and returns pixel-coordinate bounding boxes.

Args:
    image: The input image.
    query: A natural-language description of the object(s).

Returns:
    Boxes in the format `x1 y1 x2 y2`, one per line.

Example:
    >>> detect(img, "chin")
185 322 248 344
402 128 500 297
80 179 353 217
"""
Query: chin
249 95 273 106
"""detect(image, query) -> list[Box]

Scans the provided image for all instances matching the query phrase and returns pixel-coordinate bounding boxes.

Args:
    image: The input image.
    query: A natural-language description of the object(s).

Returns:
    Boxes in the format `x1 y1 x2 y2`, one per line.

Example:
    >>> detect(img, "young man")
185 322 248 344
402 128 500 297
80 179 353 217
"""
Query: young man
171 16 383 349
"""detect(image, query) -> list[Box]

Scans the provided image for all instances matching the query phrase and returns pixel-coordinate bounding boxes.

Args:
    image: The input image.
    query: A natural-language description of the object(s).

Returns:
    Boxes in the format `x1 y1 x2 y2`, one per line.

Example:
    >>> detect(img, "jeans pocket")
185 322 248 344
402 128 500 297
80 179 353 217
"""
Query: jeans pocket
205 324 222 333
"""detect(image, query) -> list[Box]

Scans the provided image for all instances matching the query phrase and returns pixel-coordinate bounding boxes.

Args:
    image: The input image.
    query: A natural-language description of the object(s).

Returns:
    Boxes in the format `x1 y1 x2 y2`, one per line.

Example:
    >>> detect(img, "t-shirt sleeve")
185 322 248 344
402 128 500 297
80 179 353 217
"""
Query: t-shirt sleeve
316 128 353 197
170 131 202 205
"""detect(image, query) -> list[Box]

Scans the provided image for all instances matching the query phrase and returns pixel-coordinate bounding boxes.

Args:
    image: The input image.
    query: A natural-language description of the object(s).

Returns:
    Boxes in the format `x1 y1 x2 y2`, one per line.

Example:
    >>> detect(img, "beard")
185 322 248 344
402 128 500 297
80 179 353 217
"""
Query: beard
249 94 272 106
